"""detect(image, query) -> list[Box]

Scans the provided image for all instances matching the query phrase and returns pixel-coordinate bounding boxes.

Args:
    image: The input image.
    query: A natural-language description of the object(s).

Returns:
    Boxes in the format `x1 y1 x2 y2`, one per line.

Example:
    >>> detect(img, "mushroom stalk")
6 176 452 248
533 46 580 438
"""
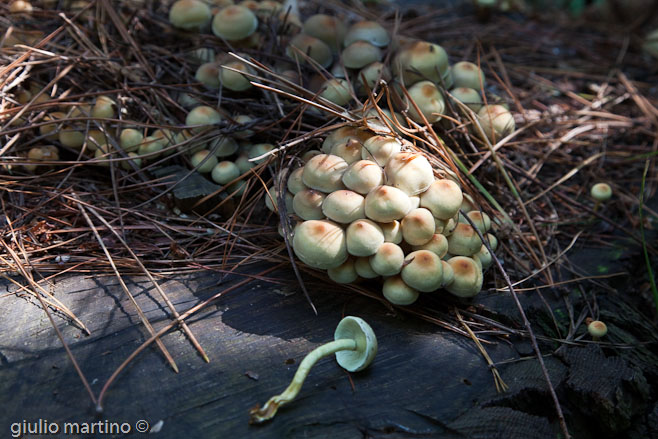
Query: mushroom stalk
249 338 357 424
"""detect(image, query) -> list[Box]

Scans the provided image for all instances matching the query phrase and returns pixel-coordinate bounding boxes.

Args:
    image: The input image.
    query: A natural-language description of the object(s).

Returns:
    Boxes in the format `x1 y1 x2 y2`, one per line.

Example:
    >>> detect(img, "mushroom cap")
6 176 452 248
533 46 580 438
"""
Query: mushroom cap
643 28 658 58
190 149 219 173
412 233 449 258
364 185 412 222
219 60 253 91
303 14 347 51
409 196 421 210
342 160 384 195
344 21 390 48
587 320 608 338
247 143 274 164
346 219 385 257
444 256 483 297
330 139 362 165
211 160 240 185
322 190 366 223
209 136 239 157
293 189 326 220
442 216 458 237
121 152 142 171
392 41 450 85
478 104 515 142
302 154 348 193
327 258 359 284
472 244 493 270
292 220 348 269
449 87 483 113
138 136 165 157
401 250 443 292
419 179 463 220
485 233 498 251
463 210 491 232
358 62 391 92
440 260 454 286
342 41 383 69
195 62 221 89
86 129 109 152
385 151 434 196
450 61 485 90
370 242 404 276
361 135 402 166
212 5 258 41
235 153 254 173
91 96 116 119
169 0 212 30
334 316 378 372
406 80 445 124
401 208 435 245
320 78 352 107
382 276 419 306
287 167 307 194
119 128 144 152
354 257 379 279
447 223 483 256
233 114 255 139
379 220 403 244
186 105 223 132
286 34 333 68
301 149 322 163
322 126 372 153
590 182 612 202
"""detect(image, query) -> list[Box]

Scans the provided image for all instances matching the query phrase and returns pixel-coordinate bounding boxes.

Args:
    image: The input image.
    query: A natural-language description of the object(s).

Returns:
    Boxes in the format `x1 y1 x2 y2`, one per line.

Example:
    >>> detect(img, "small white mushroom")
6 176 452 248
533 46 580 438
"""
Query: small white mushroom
384 152 434 196
322 190 366 224
341 160 384 195
302 154 348 193
292 220 348 269
346 219 384 257
364 185 412 223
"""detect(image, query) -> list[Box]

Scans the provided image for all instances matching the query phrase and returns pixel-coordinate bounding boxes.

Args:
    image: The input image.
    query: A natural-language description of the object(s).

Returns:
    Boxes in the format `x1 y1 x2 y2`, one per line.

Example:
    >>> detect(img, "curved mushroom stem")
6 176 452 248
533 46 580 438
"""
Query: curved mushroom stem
249 338 357 424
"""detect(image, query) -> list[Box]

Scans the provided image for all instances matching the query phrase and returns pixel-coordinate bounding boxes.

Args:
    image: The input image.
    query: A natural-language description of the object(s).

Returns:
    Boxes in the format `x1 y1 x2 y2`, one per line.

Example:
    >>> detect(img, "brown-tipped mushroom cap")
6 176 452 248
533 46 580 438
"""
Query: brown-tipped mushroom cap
322 190 366 224
303 14 347 51
293 189 326 220
370 242 404 276
379 220 403 244
190 149 218 173
463 210 491 233
212 160 241 185
195 62 221 89
382 276 419 305
444 256 483 298
212 5 258 41
91 96 116 119
478 104 515 142
186 105 223 132
346 219 385 257
334 316 378 372
342 41 383 70
119 128 144 152
169 0 212 30
401 208 435 246
302 154 348 193
344 21 390 48
327 258 359 284
405 80 445 124
449 87 483 113
412 233 448 258
365 185 412 223
320 78 352 107
385 152 434 196
358 62 391 92
361 135 401 166
450 61 485 90
392 41 450 86
590 183 612 202
341 160 384 195
400 250 443 292
447 223 483 256
219 59 254 91
286 34 333 68
587 320 608 338
292 220 348 269
330 139 362 165
419 179 463 220
322 127 372 154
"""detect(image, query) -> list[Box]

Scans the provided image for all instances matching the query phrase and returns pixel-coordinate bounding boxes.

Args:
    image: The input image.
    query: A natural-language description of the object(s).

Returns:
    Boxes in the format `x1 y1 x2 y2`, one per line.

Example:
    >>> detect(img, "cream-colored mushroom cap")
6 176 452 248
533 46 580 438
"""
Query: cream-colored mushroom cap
472 244 493 270
379 220 403 244
419 179 463 220
91 96 116 119
361 135 401 166
39 112 65 140
138 136 165 157
301 150 321 163
444 256 483 298
406 80 445 124
235 152 253 173
451 61 485 90
211 160 240 185
450 87 483 112
346 219 384 257
212 5 258 41
587 320 608 338
342 41 382 69
412 233 448 258
247 143 274 165
478 104 515 142
86 129 109 152
485 233 498 251
264 185 293 213
119 128 144 152
358 62 391 92
365 185 412 222
303 14 347 51
382 276 419 306
590 182 612 202
209 136 239 157
462 210 491 232
322 190 366 223
169 0 212 30
320 78 352 106
322 126 372 153
354 257 379 279
330 139 362 165
287 167 307 194
186 106 223 132
443 216 458 237
370 242 404 276
334 316 378 372
400 250 443 292
440 260 454 286
342 160 384 195
195 62 221 89
328 258 359 284
286 34 333 68
219 60 254 91
385 152 434 196
447 223 482 256
293 189 326 220
302 154 348 193
393 41 450 85
401 208 435 246
190 149 218 173
344 21 390 48
292 220 348 269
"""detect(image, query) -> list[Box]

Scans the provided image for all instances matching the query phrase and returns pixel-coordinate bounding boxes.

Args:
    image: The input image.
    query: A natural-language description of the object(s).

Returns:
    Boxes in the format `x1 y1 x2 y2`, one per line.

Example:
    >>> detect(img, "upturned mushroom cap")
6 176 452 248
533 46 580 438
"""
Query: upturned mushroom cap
334 316 378 372
302 154 348 193
186 106 223 132
190 149 219 173
412 233 449 258
287 167 307 194
379 220 403 244
405 80 445 124
286 34 333 68
322 126 372 153
444 256 483 298
302 14 347 51
195 62 221 89
478 104 515 142
212 160 240 185
419 179 463 220
450 87 483 112
209 136 239 157
169 0 212 30
462 210 491 232
292 220 348 269
587 320 608 338
327 258 359 284
447 223 483 256
212 5 258 41
354 257 379 279
392 41 450 85
382 276 419 305
320 78 352 106
322 190 366 223
119 128 144 152
219 59 254 91
365 185 412 223
346 219 384 257
385 152 434 196
401 250 443 292
91 96 116 119
590 182 612 202
450 61 485 90
361 135 401 166
330 139 362 164
342 41 383 69
293 189 326 220
370 242 404 276
342 160 384 195
401 208 435 246
344 21 390 48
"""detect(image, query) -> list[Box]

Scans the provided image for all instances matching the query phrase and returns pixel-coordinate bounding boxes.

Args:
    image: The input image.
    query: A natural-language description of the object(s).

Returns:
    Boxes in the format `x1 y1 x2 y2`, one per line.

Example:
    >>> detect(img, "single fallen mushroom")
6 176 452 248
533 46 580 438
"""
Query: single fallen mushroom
590 182 612 211
249 316 377 424
586 319 608 340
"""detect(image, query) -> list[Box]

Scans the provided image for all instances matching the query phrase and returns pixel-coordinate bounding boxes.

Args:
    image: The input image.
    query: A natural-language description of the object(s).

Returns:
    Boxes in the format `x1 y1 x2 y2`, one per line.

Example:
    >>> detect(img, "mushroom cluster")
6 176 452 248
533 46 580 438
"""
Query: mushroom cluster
266 126 498 305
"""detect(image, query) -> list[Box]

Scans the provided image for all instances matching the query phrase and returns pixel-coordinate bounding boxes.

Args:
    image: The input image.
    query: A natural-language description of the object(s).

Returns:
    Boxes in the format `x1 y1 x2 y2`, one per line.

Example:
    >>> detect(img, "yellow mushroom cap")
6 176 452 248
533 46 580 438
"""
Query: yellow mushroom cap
121 152 142 171
293 189 326 220
212 5 258 41
379 220 403 244
419 179 463 220
59 127 85 149
342 41 382 69
233 114 255 139
485 233 498 251
370 242 404 276
365 185 412 223
346 219 385 257
412 233 448 258
587 320 608 338
190 149 219 173
330 139 362 165
138 136 165 157
119 128 144 152
358 62 391 92
91 96 116 119
382 276 419 305
286 34 333 68
320 78 352 106
450 87 483 113
392 41 450 85
444 256 483 298
447 223 483 256
322 190 366 224
292 220 348 269
287 167 307 194
406 80 445 124
590 183 612 202
450 61 485 90
212 160 240 185
361 135 401 166
302 154 348 193
328 258 359 284
342 160 384 195
385 151 434 196
463 210 491 232
303 14 347 51
9 0 33 13
195 62 221 89
169 0 212 30
401 208 435 246
219 59 254 91
400 250 443 292
354 257 379 279
478 104 515 142
186 106 223 132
